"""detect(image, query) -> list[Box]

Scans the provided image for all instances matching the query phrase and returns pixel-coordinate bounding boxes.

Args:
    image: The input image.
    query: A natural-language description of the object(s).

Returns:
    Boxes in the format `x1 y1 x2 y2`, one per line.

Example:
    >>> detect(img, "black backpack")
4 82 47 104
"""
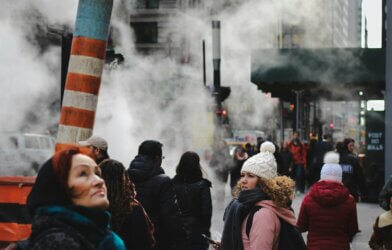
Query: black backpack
246 206 307 250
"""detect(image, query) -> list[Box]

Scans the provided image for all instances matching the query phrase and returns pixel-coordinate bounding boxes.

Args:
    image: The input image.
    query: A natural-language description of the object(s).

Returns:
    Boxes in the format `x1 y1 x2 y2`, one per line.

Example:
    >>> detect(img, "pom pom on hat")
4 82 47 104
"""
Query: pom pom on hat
260 141 276 154
241 141 277 180
320 151 342 182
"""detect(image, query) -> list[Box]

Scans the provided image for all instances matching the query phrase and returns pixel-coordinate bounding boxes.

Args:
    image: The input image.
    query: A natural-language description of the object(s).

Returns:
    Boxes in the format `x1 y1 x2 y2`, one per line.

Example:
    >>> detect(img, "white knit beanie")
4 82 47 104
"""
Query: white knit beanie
320 151 342 182
241 141 277 180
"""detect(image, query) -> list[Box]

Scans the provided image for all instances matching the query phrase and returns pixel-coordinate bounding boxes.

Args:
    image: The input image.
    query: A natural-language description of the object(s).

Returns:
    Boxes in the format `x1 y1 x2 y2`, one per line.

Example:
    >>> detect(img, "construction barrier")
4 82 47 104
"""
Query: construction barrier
0 176 35 247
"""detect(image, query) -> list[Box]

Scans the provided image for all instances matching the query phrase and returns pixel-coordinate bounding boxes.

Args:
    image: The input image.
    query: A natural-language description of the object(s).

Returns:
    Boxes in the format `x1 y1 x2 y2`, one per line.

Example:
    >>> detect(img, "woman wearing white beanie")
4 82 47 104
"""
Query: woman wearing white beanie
219 141 304 250
297 151 359 250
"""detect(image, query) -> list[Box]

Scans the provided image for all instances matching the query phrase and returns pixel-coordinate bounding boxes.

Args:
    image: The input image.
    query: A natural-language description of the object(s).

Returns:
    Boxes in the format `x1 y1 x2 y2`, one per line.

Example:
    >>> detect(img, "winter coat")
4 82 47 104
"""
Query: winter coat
339 152 367 201
277 149 292 176
288 140 306 165
221 188 270 250
369 211 392 250
19 205 125 250
172 176 212 250
128 155 188 250
241 200 296 250
117 201 155 250
297 180 359 250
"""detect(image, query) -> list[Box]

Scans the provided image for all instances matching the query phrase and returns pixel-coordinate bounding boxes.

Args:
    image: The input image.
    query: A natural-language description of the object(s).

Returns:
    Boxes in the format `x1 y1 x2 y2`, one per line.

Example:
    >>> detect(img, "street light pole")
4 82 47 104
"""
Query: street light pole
212 20 221 110
385 0 392 182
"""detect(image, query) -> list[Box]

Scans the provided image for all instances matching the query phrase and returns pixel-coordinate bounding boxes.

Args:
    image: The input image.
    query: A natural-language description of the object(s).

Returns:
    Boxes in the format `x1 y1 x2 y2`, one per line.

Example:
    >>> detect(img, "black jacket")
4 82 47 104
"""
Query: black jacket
128 155 188 250
172 177 212 236
339 152 367 201
117 203 154 250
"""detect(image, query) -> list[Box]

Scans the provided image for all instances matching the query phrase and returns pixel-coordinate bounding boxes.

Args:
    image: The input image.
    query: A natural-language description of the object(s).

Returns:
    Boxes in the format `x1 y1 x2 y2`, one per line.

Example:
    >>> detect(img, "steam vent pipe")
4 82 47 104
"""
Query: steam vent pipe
212 20 221 91
56 0 113 151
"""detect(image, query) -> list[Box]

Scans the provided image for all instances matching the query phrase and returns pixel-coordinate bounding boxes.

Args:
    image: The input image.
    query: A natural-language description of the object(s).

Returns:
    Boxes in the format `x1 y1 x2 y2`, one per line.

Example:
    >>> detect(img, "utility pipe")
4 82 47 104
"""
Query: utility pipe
56 0 113 151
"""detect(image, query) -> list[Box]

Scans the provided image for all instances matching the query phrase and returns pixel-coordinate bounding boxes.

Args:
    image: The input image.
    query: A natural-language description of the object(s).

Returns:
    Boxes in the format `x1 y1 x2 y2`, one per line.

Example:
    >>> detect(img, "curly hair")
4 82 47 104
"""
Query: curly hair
232 176 295 208
99 159 135 233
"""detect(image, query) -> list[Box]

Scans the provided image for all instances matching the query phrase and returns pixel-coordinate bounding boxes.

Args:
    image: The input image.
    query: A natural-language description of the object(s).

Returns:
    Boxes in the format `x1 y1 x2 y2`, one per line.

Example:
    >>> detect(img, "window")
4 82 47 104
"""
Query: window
136 0 159 9
131 22 158 43
25 135 40 149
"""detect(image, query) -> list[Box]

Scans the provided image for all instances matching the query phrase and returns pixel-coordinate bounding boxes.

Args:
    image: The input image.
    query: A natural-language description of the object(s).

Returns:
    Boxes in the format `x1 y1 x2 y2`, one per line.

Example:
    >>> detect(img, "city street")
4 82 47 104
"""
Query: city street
210 185 384 250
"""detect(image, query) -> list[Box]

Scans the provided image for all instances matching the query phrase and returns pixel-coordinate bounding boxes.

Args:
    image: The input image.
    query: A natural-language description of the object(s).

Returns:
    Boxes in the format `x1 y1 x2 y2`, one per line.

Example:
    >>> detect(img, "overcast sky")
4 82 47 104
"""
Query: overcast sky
362 0 382 48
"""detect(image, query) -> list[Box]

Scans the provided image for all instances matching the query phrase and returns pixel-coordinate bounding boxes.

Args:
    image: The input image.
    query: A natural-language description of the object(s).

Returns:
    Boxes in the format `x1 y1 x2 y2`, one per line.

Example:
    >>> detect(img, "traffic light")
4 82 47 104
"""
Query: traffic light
216 108 227 116
213 86 231 103
329 122 334 129
216 108 229 124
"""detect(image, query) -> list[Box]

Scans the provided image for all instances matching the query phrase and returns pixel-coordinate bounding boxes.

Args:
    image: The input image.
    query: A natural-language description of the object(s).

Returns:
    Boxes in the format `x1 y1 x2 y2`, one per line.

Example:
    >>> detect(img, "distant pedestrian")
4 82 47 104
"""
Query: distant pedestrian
288 131 307 194
79 135 110 164
297 152 359 250
369 187 392 249
230 146 248 189
100 159 155 250
127 140 189 250
172 151 212 250
245 143 257 157
277 140 293 176
312 134 333 184
220 142 301 250
336 140 367 201
19 147 125 249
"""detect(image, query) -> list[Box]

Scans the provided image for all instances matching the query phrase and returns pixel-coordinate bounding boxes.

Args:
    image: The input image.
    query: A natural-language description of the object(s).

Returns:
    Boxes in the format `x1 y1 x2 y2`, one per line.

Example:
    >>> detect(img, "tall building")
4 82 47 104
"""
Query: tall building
128 0 204 62
279 0 362 48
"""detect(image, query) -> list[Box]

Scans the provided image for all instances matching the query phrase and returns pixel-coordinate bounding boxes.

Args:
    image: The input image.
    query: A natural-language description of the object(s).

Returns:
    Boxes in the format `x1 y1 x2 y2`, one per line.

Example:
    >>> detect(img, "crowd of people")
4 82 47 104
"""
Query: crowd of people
4 133 392 250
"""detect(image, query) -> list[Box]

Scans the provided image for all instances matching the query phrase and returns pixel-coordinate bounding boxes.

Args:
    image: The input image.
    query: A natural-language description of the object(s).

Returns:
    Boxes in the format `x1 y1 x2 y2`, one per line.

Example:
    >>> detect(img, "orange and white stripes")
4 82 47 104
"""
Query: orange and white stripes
56 37 106 151
55 0 113 152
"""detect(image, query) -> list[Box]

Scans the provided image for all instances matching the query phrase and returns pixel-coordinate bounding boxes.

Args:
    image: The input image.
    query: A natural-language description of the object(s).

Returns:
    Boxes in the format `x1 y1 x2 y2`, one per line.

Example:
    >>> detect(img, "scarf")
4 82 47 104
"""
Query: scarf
34 205 126 250
221 188 269 250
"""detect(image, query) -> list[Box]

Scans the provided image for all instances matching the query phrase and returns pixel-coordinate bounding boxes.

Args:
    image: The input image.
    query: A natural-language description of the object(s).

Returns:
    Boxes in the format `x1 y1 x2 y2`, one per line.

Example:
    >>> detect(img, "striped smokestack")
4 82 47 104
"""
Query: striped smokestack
56 0 113 151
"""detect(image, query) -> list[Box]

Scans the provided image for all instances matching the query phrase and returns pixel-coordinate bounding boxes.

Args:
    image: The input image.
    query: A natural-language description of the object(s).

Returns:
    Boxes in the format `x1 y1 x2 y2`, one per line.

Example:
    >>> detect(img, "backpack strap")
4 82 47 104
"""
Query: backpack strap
245 205 262 238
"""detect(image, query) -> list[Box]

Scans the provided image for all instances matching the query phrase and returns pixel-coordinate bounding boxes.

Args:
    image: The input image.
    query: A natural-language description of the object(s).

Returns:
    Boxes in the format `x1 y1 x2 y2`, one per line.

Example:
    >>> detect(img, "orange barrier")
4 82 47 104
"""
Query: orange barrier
0 176 35 244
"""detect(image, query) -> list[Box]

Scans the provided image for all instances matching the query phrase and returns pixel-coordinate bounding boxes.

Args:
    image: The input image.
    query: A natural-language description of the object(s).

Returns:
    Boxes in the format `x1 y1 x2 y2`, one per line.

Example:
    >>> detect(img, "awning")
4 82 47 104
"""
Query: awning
251 48 385 101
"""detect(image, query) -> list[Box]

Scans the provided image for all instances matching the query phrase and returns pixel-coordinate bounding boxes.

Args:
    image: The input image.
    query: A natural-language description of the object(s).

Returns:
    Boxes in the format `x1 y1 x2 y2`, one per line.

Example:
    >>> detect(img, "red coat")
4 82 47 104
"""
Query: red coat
288 141 306 166
297 180 359 250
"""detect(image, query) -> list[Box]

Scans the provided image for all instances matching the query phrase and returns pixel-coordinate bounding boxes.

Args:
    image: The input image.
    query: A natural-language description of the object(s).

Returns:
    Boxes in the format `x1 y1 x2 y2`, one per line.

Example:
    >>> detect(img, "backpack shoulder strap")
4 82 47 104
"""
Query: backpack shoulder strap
245 205 262 238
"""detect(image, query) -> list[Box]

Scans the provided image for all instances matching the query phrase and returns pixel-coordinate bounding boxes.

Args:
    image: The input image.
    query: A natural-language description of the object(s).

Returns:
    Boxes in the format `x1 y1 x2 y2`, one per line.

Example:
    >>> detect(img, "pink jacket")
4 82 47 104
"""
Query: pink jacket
241 200 297 250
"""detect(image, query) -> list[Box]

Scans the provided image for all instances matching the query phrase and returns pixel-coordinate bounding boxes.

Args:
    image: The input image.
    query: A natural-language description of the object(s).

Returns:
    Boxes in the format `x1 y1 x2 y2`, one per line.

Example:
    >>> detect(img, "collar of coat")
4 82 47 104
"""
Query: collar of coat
378 210 392 228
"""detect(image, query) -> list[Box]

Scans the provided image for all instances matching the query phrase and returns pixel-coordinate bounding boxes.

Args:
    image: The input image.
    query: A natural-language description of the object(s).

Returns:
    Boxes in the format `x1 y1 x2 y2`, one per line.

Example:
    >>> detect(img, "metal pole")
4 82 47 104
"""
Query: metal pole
56 0 113 151
385 0 392 182
203 40 206 87
212 20 221 109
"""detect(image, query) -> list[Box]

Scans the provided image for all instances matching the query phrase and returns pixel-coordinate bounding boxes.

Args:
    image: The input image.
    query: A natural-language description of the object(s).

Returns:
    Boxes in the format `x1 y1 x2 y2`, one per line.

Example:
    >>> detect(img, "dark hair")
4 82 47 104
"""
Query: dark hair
175 151 203 183
343 138 355 150
99 159 135 232
383 188 392 210
52 146 95 195
138 140 163 158
323 134 332 140
336 141 345 155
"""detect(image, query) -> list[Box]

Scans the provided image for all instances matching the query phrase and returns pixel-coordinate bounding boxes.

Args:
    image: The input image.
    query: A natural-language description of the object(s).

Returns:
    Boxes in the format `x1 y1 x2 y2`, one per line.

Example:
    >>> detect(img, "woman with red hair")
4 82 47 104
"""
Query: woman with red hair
18 146 125 249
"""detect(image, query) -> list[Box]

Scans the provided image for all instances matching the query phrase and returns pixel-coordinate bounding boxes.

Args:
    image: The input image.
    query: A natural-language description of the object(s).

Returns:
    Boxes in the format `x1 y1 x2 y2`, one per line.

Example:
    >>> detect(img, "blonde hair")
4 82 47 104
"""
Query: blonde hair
232 176 295 208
